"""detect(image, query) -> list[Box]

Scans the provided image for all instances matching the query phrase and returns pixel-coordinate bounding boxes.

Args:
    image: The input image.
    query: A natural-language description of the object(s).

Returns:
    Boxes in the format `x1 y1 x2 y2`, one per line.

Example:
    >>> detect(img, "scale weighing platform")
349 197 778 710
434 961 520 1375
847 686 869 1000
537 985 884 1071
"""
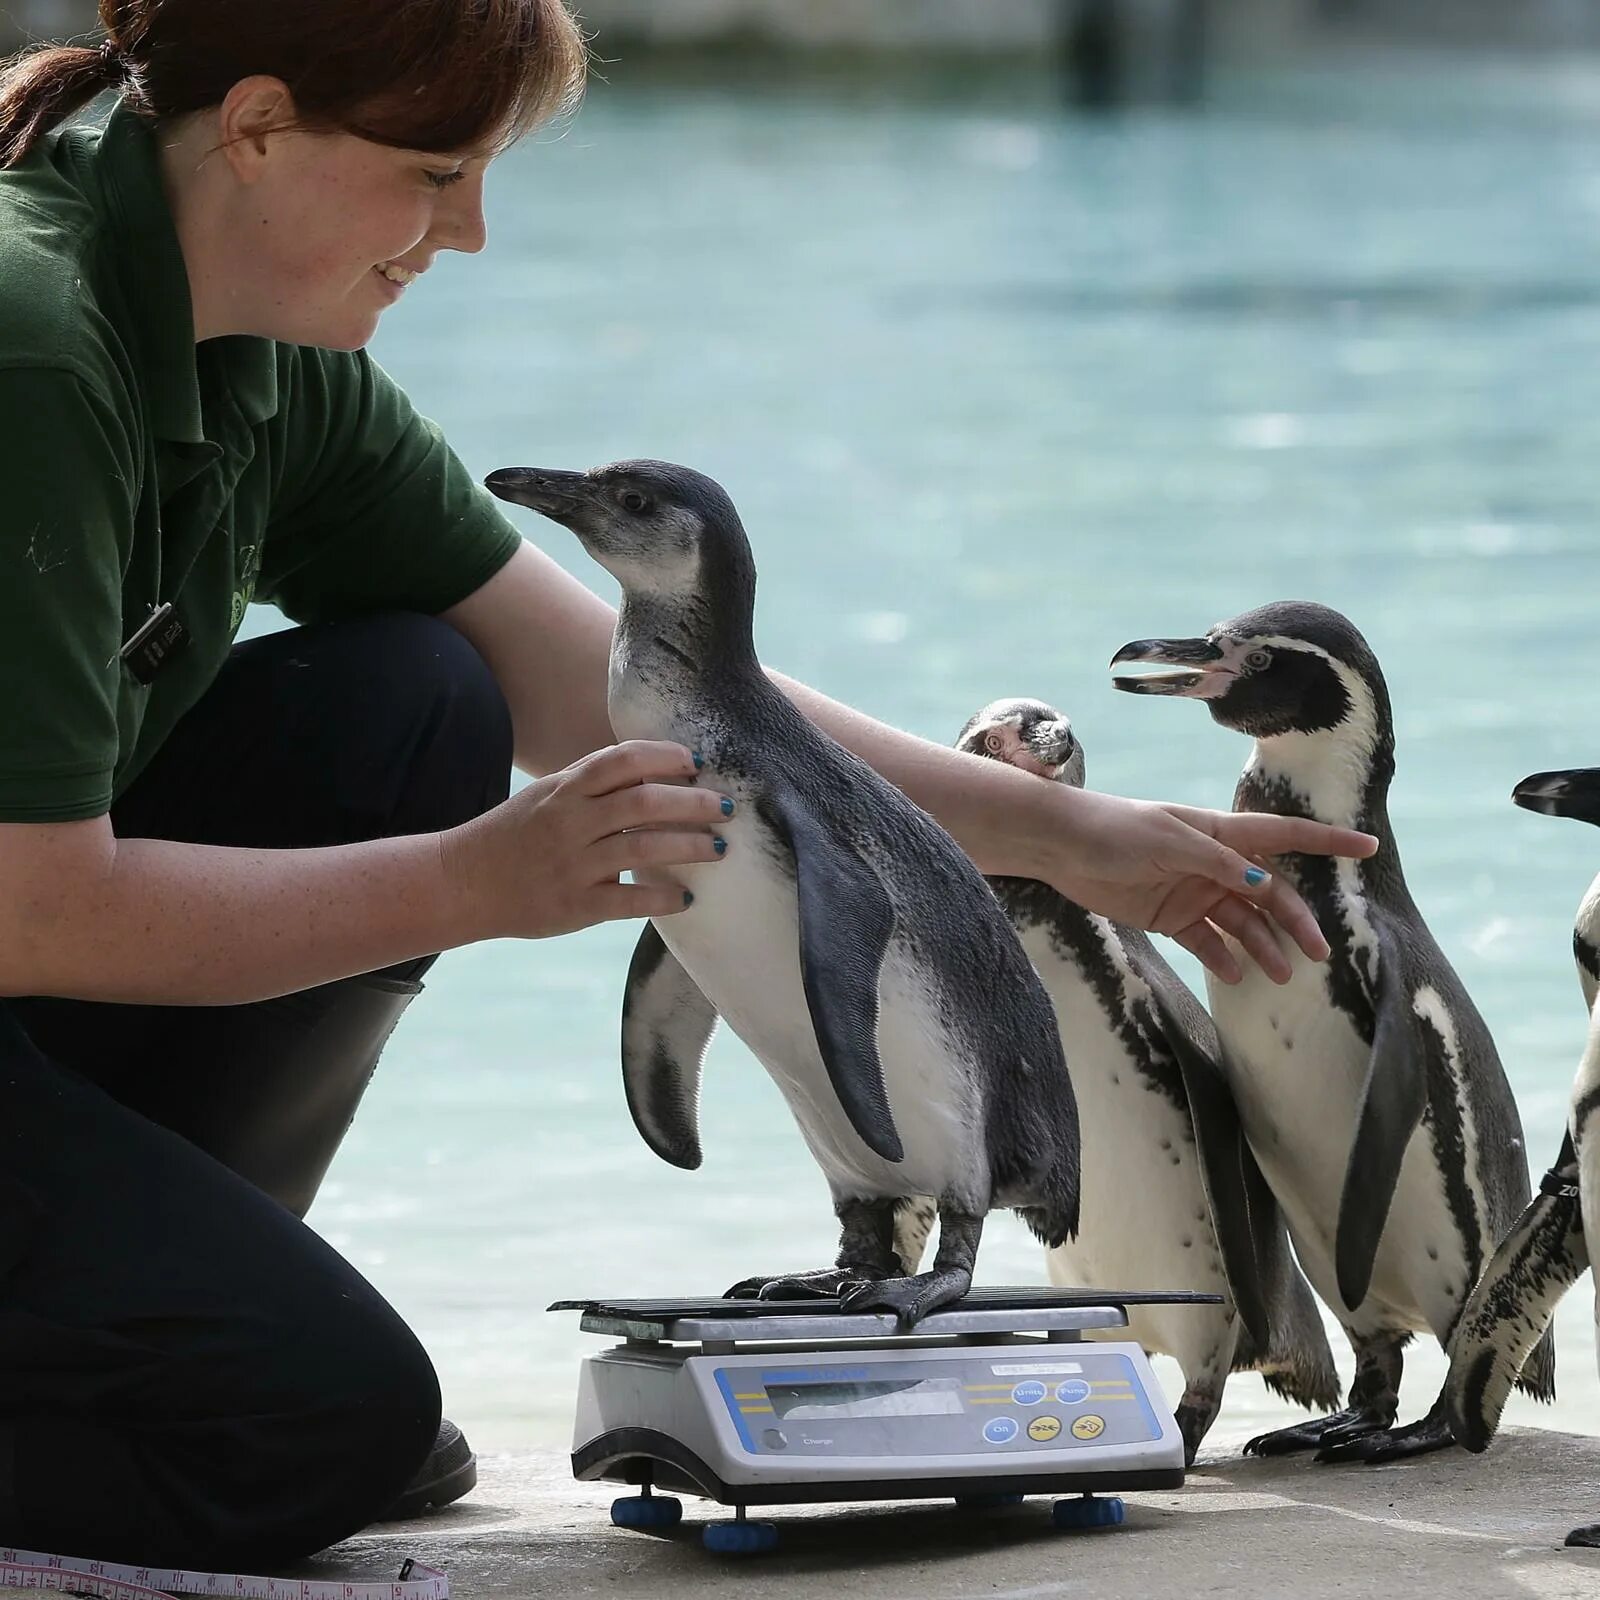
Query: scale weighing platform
551 1287 1220 1553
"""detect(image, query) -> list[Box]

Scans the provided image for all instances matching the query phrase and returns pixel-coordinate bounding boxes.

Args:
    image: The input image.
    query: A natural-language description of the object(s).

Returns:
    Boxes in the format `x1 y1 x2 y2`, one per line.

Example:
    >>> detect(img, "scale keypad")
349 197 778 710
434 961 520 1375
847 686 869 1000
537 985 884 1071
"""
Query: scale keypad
714 1350 1160 1458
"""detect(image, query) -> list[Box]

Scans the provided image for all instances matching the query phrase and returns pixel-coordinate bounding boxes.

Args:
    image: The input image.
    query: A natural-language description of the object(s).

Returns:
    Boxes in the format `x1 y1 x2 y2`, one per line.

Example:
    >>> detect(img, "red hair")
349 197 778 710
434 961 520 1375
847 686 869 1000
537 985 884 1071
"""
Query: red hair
0 0 586 169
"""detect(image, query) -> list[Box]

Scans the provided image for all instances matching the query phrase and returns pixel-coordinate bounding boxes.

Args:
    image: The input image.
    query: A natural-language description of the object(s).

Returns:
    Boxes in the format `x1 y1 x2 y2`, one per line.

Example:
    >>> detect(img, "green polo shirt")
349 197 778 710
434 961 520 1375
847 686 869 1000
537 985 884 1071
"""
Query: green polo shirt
0 104 523 823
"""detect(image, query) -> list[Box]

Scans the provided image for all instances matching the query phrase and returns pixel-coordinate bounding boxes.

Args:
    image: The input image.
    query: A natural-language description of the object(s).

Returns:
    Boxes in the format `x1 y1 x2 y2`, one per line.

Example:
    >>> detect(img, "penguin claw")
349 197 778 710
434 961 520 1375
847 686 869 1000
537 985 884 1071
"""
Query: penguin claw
1311 1417 1388 1456
1243 1410 1382 1458
1314 1413 1455 1465
839 1269 971 1326
722 1269 870 1301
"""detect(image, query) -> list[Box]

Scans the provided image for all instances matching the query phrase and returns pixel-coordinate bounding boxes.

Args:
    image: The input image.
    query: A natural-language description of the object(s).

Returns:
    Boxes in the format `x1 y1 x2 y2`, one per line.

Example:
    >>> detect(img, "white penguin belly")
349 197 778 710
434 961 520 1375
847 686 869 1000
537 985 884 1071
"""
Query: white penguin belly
1211 951 1463 1335
1571 1009 1600 1387
1021 926 1233 1373
646 797 978 1200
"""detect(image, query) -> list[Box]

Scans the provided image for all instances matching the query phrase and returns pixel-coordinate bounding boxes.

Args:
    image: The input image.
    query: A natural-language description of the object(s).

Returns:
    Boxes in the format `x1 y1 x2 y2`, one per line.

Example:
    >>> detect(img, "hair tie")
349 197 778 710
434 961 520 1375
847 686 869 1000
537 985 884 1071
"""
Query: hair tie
97 39 128 83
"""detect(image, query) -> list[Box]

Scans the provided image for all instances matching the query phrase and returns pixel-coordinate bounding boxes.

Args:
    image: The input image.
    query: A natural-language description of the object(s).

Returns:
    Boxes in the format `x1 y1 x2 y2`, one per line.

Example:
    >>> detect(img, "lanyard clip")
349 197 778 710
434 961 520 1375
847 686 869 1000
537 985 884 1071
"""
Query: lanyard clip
114 602 190 684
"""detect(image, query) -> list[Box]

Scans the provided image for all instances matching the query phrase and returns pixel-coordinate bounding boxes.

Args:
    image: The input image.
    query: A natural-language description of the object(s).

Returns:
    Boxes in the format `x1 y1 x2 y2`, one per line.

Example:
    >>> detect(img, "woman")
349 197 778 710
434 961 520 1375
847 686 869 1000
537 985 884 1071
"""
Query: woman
0 0 1373 1571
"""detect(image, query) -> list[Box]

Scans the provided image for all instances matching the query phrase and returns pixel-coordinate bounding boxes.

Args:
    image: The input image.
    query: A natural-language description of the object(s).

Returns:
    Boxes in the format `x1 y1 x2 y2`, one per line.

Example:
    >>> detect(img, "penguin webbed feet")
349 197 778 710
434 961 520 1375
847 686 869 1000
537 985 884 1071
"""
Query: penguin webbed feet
839 1268 974 1328
723 1268 877 1302
1244 1405 1457 1465
1313 1403 1456 1465
1243 1408 1387 1458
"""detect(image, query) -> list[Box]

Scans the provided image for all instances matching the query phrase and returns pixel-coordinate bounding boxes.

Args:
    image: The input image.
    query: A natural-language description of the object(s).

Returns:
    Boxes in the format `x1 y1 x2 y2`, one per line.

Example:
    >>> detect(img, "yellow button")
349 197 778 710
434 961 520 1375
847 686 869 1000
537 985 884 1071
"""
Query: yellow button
1070 1414 1106 1441
1027 1415 1062 1442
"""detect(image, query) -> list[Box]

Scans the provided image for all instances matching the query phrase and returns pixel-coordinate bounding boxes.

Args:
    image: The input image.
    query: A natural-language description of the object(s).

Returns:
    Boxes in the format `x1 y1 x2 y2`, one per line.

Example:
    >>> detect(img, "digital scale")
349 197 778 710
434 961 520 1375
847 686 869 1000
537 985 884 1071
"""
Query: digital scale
552 1287 1219 1553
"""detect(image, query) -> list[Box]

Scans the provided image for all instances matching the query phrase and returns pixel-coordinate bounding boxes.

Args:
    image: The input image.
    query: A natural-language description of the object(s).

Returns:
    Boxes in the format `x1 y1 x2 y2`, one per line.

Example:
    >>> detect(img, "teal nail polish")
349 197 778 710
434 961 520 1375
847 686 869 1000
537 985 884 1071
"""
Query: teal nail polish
692 751 705 770
713 836 727 856
721 796 735 816
683 890 694 907
1244 866 1269 888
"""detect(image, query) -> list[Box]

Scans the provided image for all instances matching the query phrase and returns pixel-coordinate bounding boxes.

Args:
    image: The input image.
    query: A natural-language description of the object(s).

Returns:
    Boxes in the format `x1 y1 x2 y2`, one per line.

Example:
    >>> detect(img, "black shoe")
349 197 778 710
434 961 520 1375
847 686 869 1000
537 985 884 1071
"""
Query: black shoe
379 1419 478 1520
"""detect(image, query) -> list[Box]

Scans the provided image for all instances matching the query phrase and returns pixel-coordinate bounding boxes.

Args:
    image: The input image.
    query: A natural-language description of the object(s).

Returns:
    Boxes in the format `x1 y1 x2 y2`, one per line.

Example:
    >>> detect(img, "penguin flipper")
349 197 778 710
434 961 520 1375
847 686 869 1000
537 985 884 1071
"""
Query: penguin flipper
1145 984 1273 1351
765 792 903 1163
621 923 720 1170
1444 1133 1585 1451
1334 912 1428 1312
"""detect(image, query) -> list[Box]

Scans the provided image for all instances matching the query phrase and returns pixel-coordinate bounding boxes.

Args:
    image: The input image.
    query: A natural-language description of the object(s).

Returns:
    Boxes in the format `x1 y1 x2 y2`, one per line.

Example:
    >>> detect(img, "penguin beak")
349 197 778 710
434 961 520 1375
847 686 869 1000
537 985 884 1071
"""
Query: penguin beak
1032 722 1084 783
484 467 591 524
1513 768 1600 826
1110 637 1235 699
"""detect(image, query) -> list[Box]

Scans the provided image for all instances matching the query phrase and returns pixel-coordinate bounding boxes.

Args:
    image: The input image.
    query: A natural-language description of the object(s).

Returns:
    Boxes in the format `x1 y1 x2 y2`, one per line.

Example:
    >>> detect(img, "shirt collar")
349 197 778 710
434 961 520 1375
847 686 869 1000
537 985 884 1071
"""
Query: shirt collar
88 104 280 442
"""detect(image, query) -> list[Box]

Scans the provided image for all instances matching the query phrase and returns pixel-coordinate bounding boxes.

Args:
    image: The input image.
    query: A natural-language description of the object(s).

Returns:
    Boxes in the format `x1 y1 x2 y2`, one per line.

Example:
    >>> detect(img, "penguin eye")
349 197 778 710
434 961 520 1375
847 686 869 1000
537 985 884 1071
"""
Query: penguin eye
1245 648 1272 671
619 489 652 515
984 732 1005 754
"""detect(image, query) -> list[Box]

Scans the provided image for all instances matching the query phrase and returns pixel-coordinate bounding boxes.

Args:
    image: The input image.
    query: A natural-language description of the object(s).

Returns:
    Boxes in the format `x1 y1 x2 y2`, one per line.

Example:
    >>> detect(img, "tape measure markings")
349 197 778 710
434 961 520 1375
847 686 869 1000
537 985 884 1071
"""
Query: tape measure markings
0 1551 448 1600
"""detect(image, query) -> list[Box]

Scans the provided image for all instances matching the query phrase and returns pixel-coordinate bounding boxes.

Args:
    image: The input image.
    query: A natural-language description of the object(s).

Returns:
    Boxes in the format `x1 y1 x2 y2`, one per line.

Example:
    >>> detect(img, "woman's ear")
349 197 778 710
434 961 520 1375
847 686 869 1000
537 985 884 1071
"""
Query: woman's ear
217 76 298 183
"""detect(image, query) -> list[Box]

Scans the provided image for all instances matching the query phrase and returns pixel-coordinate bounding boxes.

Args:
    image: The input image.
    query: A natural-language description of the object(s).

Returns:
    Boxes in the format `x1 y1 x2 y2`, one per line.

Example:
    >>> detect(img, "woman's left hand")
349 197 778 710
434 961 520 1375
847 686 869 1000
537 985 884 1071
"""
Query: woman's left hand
1038 789 1380 985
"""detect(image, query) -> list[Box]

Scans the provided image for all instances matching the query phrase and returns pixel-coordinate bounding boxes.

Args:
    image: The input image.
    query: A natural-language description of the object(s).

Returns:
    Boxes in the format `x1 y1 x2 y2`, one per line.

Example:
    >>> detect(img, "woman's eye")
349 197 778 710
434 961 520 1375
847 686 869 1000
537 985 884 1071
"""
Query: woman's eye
1245 648 1271 670
620 490 649 513
425 169 465 190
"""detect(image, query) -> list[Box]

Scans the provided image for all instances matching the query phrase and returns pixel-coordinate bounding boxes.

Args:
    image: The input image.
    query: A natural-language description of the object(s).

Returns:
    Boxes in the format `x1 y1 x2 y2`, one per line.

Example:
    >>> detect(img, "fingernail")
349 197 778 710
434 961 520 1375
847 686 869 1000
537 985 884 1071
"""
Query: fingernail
692 751 704 770
720 796 735 816
683 890 694 907
713 836 727 856
1243 866 1269 888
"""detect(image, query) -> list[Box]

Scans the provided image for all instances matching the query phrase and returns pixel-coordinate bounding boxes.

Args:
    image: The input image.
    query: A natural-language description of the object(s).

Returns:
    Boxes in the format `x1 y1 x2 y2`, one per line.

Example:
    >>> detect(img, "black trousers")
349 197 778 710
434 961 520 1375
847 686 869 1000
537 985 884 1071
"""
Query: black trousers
0 615 513 1569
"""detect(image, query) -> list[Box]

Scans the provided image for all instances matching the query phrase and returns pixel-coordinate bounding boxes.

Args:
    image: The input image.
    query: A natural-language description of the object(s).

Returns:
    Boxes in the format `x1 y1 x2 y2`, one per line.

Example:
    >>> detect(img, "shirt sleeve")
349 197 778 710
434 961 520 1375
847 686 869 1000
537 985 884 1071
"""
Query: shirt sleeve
0 368 135 822
257 347 523 624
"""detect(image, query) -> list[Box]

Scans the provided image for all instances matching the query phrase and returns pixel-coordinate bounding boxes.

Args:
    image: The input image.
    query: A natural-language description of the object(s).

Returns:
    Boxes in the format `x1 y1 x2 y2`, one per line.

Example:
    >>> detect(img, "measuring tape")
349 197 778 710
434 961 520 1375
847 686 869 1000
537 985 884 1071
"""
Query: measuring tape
0 1550 448 1600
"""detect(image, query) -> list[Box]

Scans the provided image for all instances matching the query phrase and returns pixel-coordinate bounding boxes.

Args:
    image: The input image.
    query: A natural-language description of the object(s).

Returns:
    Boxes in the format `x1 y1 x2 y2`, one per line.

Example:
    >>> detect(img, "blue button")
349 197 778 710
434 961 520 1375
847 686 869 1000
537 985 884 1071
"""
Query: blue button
983 1417 1019 1445
1011 1380 1047 1405
1055 1379 1091 1405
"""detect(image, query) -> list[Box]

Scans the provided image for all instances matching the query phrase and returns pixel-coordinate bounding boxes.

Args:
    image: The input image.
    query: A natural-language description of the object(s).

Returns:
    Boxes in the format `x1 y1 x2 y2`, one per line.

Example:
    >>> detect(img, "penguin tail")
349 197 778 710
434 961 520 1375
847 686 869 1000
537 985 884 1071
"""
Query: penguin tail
1256 1360 1343 1413
1513 1323 1558 1405
1008 1117 1082 1249
1014 1202 1078 1251
1232 1274 1342 1412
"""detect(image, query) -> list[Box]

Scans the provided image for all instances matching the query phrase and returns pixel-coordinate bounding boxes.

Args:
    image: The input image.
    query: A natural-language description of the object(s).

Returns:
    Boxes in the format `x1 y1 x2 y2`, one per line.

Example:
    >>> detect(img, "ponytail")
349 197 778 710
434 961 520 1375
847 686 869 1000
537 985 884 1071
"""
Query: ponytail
0 39 130 170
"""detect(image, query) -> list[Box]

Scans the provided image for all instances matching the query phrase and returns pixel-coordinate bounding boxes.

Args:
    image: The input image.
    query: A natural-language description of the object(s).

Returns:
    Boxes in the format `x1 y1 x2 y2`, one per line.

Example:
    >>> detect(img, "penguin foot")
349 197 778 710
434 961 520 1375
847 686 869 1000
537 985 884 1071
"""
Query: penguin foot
1243 1409 1386 1457
1565 1521 1600 1547
1314 1411 1455 1465
723 1268 874 1301
839 1268 972 1326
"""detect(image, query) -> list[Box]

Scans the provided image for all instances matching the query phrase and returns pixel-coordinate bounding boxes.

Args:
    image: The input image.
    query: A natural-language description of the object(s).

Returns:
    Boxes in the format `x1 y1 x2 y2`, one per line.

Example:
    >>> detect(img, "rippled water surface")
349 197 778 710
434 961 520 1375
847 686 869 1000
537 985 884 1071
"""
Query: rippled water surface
258 54 1600 1450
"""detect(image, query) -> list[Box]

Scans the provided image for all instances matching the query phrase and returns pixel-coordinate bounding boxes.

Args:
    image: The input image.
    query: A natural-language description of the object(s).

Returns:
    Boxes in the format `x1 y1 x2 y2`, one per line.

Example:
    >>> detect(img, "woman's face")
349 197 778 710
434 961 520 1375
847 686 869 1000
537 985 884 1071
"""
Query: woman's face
228 126 491 350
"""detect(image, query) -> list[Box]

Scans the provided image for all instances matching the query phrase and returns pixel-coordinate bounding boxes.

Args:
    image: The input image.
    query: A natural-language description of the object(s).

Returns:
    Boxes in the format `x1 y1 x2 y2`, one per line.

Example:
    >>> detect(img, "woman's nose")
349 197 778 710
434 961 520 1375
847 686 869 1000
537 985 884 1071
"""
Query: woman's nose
437 174 488 255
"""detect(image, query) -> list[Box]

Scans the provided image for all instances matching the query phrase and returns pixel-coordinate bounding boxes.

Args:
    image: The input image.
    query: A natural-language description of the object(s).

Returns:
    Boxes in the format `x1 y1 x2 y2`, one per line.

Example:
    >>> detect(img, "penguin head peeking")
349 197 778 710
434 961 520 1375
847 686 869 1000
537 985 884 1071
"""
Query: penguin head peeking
956 697 1085 787
484 459 749 600
1513 767 1600 827
1109 600 1390 748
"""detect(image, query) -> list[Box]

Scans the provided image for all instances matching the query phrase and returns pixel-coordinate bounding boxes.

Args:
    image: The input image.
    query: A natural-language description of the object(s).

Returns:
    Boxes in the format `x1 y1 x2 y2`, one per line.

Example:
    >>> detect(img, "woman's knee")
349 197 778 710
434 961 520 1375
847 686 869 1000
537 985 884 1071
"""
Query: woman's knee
197 1285 443 1565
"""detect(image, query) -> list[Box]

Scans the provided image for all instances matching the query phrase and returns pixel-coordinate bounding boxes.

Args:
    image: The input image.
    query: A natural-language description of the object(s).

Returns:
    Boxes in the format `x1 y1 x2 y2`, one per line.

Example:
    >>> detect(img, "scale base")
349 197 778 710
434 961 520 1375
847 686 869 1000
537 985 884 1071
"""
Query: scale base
576 1425 1183 1506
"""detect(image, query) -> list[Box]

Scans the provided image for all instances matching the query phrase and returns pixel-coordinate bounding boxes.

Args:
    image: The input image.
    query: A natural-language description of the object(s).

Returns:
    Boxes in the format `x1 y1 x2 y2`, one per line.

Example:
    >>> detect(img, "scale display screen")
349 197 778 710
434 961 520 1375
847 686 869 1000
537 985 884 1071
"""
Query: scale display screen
711 1351 1166 1460
764 1376 964 1421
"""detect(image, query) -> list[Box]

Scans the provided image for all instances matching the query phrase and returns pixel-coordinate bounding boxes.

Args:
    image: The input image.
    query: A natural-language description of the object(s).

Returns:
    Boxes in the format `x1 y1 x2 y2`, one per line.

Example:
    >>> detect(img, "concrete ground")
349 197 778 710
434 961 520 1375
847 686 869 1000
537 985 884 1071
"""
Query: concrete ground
308 1427 1600 1600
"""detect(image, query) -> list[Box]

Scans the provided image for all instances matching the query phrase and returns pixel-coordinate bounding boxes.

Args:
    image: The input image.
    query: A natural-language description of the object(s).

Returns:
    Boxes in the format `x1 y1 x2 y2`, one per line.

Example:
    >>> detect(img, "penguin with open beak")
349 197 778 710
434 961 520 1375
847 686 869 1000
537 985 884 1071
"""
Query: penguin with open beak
1112 600 1551 1462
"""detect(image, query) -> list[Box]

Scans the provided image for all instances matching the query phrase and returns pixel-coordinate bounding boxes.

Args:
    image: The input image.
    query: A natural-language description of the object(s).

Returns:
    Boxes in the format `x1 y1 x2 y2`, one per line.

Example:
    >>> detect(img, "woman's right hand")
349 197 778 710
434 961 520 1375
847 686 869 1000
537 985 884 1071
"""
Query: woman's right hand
439 741 730 940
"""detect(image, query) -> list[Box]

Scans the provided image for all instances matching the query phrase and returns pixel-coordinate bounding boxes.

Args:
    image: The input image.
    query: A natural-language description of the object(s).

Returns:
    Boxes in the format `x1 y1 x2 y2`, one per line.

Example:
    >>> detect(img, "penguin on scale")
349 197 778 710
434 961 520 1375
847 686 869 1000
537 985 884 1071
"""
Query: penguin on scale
889 696 1338 1462
1111 600 1553 1461
1445 767 1600 1547
485 459 1081 1323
